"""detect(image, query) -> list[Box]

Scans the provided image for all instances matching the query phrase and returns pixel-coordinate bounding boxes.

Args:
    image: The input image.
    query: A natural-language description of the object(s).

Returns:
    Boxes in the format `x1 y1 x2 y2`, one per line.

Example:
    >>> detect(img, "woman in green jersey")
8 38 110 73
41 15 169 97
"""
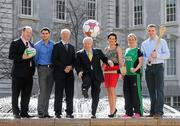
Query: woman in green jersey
122 33 143 118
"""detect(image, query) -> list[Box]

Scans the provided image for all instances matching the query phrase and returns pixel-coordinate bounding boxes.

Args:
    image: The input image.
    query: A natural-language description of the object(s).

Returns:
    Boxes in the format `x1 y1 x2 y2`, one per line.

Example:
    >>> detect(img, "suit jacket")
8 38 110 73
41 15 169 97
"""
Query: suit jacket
8 38 35 78
75 48 108 82
52 41 75 79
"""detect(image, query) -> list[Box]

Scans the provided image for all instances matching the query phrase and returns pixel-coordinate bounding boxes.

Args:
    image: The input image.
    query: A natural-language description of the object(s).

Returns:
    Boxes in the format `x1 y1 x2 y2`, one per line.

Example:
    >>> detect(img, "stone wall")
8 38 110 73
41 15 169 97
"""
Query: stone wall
0 0 13 96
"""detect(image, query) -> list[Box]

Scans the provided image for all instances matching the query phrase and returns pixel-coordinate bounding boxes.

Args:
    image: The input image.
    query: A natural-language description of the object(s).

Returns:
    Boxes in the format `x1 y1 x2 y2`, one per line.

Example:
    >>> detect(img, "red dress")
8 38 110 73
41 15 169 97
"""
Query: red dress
104 65 119 88
104 47 119 88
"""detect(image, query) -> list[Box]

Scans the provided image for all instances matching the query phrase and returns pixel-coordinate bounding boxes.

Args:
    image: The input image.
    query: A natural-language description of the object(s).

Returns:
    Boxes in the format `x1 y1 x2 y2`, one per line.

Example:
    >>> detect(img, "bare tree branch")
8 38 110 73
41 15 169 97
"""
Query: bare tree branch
66 0 87 50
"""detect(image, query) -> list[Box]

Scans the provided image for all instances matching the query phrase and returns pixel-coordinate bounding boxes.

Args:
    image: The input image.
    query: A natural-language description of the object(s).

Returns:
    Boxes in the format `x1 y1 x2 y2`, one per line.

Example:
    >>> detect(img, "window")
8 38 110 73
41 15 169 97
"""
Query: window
166 39 176 76
165 96 171 106
115 0 119 28
166 0 176 22
21 0 33 16
87 0 96 19
173 96 180 107
134 0 143 26
56 0 65 20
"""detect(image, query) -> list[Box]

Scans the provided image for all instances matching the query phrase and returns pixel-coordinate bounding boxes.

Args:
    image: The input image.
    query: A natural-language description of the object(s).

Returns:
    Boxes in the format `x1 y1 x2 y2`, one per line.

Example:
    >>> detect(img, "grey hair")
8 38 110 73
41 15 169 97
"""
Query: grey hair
83 37 93 44
60 28 71 34
22 26 32 31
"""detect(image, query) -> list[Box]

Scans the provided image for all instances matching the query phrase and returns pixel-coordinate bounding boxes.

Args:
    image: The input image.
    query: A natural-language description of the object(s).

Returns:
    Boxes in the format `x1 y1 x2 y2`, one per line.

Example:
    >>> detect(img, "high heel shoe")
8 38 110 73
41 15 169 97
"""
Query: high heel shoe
108 108 117 118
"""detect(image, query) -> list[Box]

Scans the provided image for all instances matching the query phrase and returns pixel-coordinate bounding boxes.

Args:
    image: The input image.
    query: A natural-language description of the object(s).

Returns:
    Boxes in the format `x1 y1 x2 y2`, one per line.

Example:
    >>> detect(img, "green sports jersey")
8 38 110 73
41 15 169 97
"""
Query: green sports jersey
124 47 138 75
124 47 143 115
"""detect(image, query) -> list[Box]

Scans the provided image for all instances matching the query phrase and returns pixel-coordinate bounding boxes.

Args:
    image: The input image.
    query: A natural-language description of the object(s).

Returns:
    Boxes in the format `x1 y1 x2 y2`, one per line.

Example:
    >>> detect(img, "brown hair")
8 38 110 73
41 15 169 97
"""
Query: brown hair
107 32 118 46
147 24 157 30
40 27 50 33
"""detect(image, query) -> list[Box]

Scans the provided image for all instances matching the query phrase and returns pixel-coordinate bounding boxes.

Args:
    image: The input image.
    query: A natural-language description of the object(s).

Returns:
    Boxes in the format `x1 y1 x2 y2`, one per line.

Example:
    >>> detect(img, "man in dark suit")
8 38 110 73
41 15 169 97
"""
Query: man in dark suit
52 29 75 118
8 26 35 118
75 37 113 118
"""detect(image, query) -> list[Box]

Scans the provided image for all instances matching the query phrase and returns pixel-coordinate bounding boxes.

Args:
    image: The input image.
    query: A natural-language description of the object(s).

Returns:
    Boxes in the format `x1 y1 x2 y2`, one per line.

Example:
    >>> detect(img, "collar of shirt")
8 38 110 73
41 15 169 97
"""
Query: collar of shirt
62 41 69 45
148 35 158 42
20 36 29 45
85 49 93 54
40 40 52 46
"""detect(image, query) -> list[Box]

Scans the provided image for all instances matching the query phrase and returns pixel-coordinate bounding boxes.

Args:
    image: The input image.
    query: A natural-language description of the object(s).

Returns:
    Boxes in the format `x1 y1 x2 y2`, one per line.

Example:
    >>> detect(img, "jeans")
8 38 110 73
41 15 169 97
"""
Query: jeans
145 63 164 115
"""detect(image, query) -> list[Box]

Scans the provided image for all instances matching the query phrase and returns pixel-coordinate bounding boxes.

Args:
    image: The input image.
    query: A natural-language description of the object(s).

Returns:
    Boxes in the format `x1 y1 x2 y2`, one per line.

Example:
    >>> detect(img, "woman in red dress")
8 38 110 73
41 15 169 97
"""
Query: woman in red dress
103 32 124 117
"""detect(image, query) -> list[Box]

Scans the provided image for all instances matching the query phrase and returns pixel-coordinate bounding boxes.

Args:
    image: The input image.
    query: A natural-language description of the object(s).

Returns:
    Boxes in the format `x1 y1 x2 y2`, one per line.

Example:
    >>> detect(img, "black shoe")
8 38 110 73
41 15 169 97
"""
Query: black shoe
153 114 162 119
146 114 154 117
82 89 89 98
13 114 21 119
21 114 34 118
44 114 53 118
91 115 96 119
66 114 74 118
55 115 61 118
108 108 117 118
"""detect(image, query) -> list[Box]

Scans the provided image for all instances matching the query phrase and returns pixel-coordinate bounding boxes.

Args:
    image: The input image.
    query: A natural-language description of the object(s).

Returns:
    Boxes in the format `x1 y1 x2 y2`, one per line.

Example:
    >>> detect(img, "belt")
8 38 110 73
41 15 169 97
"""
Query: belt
38 64 53 68
147 63 163 67
114 63 119 65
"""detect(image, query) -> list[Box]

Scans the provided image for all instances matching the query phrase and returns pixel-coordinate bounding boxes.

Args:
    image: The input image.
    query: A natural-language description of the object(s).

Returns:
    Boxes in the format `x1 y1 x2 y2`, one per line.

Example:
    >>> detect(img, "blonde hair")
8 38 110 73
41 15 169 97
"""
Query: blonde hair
127 33 137 46
127 33 137 40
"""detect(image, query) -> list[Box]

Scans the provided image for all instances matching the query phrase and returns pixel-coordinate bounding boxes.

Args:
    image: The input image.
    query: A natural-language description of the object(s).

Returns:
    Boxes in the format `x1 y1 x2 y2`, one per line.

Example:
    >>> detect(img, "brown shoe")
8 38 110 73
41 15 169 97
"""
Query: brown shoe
146 114 154 117
153 114 162 119
91 115 96 119
66 114 74 118
13 114 21 119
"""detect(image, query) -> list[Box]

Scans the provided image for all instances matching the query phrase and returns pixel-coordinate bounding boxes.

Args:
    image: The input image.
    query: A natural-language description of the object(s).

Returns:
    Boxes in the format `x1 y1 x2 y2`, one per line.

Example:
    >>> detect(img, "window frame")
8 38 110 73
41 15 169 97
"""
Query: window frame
165 0 176 23
55 0 66 21
115 0 120 28
133 0 143 26
86 0 97 20
165 96 172 106
20 0 34 16
173 96 180 107
165 39 176 77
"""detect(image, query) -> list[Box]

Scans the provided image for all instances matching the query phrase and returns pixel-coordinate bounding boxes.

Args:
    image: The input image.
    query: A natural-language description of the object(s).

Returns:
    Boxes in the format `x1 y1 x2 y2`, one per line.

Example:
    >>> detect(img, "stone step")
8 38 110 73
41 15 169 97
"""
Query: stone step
0 118 180 126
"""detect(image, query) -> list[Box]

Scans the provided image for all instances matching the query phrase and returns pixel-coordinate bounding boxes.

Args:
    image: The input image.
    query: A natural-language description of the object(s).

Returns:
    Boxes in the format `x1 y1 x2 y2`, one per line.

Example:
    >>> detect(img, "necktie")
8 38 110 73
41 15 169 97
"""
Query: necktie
25 42 32 67
64 44 68 51
87 51 93 61
25 42 29 48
